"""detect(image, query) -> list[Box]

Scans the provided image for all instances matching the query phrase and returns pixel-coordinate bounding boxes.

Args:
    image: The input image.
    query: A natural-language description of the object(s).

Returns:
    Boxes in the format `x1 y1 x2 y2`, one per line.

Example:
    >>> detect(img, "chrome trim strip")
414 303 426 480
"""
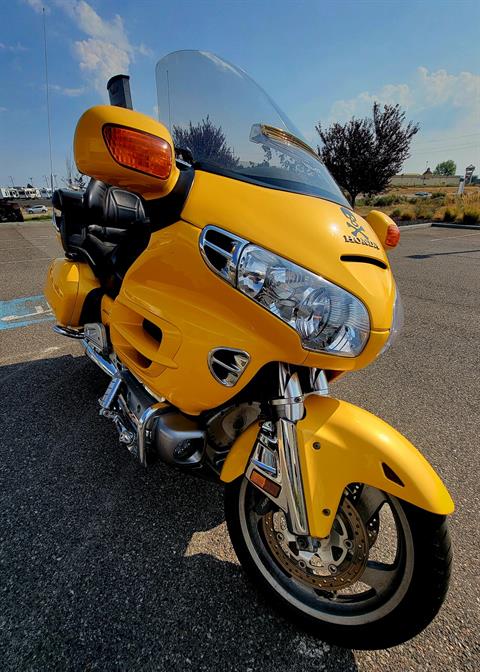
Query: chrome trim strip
137 403 167 468
53 324 85 339
207 347 250 387
199 225 248 285
83 339 117 377
252 458 277 475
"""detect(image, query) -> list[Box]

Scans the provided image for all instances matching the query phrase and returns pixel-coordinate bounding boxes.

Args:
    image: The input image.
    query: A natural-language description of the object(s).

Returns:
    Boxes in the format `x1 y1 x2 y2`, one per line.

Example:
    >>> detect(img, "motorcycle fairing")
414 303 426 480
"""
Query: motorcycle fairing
181 170 395 330
109 215 390 414
221 394 454 537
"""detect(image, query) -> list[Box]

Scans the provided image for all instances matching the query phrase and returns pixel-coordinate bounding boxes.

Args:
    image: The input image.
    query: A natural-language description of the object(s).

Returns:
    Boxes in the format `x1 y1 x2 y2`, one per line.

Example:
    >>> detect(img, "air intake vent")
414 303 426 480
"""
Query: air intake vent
199 225 248 284
208 348 250 387
341 255 388 269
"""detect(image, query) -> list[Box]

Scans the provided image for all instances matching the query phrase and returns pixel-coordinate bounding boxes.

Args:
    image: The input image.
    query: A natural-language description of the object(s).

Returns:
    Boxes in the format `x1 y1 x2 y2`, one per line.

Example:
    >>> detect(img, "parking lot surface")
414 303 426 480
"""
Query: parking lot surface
0 222 479 671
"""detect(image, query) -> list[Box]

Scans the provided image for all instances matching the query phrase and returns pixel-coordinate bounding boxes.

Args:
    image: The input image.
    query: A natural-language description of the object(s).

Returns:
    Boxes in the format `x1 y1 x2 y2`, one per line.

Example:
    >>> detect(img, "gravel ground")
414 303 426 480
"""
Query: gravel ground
0 222 479 671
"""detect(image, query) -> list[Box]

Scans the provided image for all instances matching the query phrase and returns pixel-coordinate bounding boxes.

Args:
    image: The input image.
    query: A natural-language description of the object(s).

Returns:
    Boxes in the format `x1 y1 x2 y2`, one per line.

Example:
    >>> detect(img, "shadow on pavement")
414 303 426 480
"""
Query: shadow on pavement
0 355 358 672
407 249 480 259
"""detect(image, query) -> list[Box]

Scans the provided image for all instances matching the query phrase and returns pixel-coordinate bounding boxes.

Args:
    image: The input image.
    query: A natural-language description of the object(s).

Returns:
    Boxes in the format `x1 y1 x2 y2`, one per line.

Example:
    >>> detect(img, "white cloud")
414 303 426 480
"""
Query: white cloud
54 1 134 96
331 82 413 121
329 67 480 172
25 1 152 97
137 43 153 58
417 67 480 113
49 84 86 97
0 42 28 53
330 67 480 121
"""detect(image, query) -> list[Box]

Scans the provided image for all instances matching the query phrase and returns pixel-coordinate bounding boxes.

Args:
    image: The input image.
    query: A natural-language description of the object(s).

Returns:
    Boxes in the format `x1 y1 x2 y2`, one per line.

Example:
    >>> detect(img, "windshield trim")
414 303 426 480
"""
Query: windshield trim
194 162 351 209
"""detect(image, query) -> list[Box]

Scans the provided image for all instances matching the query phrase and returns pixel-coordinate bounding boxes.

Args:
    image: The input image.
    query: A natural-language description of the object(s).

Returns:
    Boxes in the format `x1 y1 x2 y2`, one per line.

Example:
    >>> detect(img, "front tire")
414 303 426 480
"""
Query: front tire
225 478 452 649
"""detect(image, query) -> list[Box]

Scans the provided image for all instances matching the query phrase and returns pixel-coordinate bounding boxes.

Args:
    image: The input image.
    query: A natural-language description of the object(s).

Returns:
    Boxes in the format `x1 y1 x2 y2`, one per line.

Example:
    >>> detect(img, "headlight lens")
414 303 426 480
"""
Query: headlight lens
237 245 370 356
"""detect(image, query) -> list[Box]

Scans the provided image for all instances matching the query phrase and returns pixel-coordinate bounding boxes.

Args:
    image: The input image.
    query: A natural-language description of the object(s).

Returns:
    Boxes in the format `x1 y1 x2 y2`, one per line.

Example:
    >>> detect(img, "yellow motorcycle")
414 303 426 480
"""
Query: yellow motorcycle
45 50 453 649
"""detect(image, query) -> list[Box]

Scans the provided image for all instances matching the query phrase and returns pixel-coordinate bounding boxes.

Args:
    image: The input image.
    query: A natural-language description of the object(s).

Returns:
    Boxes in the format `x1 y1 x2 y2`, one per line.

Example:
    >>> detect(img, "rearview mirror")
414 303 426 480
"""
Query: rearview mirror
74 106 180 199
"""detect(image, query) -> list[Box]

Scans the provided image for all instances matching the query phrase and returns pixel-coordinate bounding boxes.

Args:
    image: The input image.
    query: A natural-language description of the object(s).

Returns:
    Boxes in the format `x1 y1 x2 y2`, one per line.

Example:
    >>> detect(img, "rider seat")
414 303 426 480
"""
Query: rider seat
52 179 149 290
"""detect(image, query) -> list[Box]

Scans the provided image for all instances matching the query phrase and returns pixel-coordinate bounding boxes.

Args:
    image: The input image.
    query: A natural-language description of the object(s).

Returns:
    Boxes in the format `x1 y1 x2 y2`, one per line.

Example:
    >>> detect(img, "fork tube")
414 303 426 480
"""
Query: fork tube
274 364 309 535
276 416 309 536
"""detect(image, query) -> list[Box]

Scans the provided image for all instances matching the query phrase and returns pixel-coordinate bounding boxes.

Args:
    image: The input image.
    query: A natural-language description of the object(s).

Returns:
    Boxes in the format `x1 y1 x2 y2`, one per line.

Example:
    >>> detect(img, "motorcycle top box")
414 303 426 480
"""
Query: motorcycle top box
45 50 453 649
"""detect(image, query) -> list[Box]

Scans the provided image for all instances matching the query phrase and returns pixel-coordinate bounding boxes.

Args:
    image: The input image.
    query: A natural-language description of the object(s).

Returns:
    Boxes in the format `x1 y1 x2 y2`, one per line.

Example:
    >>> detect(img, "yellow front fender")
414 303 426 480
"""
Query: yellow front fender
221 395 454 538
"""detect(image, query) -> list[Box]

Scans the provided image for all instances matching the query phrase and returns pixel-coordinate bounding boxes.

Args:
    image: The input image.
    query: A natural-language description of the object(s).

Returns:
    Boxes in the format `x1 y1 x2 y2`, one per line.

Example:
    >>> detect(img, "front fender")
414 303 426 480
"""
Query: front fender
220 395 454 538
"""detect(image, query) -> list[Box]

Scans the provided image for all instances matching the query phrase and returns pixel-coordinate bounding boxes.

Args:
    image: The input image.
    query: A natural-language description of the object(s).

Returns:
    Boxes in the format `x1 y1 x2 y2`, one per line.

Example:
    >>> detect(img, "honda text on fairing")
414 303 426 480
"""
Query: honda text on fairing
45 51 453 649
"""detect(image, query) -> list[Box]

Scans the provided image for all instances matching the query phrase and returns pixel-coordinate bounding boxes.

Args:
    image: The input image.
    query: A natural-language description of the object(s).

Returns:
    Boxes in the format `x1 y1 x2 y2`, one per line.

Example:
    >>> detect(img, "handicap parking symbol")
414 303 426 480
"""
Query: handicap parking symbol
0 295 54 330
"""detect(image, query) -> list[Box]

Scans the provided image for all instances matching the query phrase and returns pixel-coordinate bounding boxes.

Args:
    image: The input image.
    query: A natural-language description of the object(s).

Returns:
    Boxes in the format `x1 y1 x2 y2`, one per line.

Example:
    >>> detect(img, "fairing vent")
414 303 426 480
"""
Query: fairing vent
341 255 388 270
199 225 247 284
208 348 250 387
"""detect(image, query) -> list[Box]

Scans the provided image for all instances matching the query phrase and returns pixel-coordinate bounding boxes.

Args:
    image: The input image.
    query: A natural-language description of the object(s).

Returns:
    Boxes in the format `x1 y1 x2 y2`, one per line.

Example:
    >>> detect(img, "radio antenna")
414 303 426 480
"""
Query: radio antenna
42 7 54 194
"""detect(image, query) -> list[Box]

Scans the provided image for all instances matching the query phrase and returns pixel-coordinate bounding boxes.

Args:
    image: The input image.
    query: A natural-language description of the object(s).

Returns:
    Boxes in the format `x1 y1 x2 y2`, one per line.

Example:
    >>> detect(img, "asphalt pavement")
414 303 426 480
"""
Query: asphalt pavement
0 221 479 671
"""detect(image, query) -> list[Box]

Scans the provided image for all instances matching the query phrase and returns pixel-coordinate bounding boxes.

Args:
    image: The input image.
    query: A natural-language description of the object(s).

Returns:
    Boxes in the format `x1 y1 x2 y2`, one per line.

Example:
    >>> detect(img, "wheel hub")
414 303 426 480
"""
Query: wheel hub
262 497 369 590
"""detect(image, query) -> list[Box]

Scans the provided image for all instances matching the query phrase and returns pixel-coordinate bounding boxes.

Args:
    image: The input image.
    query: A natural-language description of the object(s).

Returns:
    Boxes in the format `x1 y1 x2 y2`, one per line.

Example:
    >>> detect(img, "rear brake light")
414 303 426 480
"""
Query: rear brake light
103 124 172 179
385 222 400 248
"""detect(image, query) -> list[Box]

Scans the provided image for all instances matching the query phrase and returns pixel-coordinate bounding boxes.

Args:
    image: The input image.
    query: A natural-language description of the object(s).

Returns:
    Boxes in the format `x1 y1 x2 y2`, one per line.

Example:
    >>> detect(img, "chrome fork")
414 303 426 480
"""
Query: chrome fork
246 363 310 536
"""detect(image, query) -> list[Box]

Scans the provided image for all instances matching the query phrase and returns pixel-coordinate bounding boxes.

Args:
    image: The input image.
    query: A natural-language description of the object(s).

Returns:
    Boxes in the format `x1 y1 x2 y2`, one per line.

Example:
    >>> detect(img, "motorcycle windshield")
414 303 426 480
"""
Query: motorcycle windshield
155 51 349 207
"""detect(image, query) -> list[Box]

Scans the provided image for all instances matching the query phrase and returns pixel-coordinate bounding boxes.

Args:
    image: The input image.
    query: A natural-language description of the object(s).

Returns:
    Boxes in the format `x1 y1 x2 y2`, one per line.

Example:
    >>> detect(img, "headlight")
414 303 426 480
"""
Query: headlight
237 245 370 356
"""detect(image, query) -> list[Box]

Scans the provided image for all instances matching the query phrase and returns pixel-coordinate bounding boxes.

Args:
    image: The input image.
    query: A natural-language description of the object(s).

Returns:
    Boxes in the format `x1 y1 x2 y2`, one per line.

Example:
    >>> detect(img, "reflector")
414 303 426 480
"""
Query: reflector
385 223 400 248
250 470 281 497
103 124 172 179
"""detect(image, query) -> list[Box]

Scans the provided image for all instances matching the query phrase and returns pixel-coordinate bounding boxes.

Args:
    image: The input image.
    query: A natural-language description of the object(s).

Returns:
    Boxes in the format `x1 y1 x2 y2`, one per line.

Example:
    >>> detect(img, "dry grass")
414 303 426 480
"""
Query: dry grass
356 187 480 224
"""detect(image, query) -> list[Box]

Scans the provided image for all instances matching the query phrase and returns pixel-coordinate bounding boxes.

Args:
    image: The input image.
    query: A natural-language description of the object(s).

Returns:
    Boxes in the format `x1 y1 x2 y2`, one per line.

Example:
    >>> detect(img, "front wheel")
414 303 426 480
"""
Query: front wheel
225 478 452 649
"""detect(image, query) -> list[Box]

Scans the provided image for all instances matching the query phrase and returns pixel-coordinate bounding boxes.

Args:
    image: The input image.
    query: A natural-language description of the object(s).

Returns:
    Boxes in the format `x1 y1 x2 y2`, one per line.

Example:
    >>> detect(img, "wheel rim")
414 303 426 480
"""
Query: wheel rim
238 479 415 625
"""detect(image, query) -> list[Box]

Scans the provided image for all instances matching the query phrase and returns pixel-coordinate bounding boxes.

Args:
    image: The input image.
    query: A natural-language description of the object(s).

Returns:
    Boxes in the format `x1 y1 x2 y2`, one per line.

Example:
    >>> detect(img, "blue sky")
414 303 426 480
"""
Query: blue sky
1 0 479 187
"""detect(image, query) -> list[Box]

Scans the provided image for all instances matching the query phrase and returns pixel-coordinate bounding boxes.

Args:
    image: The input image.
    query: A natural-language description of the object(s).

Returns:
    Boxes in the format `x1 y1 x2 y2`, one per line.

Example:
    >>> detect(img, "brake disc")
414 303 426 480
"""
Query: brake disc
262 497 369 590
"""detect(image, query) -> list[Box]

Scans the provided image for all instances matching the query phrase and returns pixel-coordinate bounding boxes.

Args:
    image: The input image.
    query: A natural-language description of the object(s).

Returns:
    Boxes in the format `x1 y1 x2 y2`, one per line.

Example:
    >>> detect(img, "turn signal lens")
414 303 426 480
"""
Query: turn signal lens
250 470 281 498
385 223 400 248
103 124 172 179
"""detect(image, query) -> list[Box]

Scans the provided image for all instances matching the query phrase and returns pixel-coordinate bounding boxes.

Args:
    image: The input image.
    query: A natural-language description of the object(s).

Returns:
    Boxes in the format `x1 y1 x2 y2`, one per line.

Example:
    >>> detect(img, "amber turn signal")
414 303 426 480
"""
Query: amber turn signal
103 124 172 180
385 222 400 248
250 470 281 497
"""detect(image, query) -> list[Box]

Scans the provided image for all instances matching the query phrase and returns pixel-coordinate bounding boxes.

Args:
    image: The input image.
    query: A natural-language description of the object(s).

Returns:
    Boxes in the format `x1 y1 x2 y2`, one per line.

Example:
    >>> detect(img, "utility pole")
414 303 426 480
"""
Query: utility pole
43 7 54 194
9 176 15 188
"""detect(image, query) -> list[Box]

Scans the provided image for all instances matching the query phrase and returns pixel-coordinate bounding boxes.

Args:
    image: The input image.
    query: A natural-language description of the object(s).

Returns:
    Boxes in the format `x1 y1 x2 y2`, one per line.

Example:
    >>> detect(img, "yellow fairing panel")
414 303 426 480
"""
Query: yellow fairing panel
110 220 389 414
221 395 454 538
182 171 395 330
110 221 308 414
44 258 100 327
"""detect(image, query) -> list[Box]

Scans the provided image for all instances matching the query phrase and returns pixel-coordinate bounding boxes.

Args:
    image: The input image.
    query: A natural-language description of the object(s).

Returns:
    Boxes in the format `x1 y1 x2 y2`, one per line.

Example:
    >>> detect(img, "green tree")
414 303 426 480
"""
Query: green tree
316 103 419 207
433 160 456 176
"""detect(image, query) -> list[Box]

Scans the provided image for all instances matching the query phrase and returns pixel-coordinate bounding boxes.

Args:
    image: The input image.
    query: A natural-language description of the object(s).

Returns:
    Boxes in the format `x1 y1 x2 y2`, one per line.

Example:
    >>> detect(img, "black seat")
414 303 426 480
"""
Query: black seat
53 180 150 288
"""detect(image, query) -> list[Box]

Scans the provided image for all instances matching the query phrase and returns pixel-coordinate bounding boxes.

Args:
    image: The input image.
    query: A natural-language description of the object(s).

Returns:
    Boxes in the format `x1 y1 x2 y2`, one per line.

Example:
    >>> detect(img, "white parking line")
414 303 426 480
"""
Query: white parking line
430 232 480 242
0 345 67 365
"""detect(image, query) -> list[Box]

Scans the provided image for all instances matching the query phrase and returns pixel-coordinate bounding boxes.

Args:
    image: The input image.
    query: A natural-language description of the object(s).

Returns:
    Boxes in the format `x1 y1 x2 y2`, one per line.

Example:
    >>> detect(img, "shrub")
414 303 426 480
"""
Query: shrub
443 208 456 222
391 208 401 218
409 197 417 204
414 203 434 220
400 211 413 221
463 209 480 225
373 194 404 207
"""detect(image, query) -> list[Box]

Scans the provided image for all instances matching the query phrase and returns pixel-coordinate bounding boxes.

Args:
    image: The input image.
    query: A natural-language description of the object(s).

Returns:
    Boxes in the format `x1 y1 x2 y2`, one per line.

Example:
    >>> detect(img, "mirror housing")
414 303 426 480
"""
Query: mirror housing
365 210 400 250
74 106 180 199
